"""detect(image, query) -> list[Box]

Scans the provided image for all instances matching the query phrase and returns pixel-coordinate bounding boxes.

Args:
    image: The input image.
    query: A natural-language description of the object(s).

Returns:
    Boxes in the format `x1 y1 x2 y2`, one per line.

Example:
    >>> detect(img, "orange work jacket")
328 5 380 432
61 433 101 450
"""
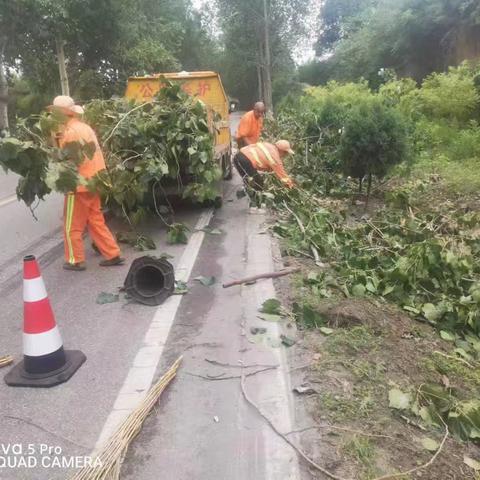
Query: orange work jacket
241 142 294 188
236 110 263 145
59 118 106 192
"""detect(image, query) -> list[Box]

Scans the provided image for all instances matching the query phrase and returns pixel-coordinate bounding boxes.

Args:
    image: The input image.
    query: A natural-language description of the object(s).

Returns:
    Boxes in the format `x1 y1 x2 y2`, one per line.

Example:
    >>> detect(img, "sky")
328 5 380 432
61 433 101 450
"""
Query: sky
190 0 319 65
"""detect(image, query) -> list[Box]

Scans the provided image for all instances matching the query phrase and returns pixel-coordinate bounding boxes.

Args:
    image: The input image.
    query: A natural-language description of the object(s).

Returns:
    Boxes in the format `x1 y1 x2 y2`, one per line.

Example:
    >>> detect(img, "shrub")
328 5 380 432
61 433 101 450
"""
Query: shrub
403 65 480 123
339 99 409 196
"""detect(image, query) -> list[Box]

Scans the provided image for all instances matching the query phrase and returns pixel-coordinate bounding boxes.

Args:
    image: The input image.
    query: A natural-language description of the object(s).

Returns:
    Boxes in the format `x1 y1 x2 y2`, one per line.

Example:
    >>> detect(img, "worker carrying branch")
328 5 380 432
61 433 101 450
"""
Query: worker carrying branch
233 140 295 191
49 95 124 271
235 102 265 148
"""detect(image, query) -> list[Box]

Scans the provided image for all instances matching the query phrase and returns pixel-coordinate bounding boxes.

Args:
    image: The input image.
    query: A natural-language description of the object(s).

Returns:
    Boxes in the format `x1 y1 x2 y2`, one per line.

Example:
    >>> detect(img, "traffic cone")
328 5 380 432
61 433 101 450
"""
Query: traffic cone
5 255 86 388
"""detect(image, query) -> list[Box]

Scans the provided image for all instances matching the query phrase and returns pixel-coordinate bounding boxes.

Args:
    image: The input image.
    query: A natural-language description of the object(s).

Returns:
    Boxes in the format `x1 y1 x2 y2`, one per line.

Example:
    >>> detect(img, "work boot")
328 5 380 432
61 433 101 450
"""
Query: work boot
99 256 125 267
63 262 86 271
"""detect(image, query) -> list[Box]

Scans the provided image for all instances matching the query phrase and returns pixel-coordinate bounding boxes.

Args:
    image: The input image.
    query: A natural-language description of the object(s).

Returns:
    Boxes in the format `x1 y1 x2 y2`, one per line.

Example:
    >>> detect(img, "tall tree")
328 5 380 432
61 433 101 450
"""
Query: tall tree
215 0 311 109
311 0 480 86
0 0 41 131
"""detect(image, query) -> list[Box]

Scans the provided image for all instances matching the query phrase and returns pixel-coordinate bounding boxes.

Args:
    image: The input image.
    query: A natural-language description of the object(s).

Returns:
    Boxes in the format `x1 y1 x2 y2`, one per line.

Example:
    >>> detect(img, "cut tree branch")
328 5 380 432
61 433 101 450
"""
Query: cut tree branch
223 267 300 288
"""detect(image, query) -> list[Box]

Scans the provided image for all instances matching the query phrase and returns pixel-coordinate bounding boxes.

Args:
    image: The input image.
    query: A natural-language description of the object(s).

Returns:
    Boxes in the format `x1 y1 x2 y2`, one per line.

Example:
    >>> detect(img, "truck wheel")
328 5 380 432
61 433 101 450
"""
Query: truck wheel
223 154 233 181
214 196 223 208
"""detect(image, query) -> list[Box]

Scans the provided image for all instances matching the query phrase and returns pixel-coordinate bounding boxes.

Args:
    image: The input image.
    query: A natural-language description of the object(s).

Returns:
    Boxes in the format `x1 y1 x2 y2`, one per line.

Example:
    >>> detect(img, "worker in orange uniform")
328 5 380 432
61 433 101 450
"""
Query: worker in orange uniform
50 95 124 271
233 140 295 191
235 102 266 148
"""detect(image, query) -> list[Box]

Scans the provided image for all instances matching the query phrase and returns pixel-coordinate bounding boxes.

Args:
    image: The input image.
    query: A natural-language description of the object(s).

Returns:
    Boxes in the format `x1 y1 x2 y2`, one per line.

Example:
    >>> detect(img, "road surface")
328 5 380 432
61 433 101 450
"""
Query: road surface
0 113 301 479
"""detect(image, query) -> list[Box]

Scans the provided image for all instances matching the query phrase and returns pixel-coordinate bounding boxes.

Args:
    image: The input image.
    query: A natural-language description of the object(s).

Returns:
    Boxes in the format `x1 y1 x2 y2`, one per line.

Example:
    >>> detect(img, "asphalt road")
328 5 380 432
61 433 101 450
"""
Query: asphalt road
0 112 301 479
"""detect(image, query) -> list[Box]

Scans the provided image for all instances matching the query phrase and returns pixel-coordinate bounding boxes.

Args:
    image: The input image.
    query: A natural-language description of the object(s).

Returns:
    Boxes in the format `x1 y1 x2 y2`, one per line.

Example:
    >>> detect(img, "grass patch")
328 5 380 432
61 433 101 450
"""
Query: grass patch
422 353 480 394
343 436 378 479
325 326 381 355
347 359 386 383
320 386 377 422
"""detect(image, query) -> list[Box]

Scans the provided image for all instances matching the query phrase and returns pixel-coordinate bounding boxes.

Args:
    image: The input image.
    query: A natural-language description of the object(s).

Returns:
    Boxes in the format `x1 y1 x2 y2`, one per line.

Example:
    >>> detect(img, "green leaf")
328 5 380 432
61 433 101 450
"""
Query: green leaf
454 347 473 361
383 284 395 296
319 327 334 336
257 313 282 322
421 437 439 452
388 388 411 410
96 292 119 304
167 223 189 244
464 456 480 471
260 298 282 315
440 330 455 342
174 281 188 295
352 283 366 297
200 226 223 235
194 275 216 286
422 303 441 322
280 334 296 347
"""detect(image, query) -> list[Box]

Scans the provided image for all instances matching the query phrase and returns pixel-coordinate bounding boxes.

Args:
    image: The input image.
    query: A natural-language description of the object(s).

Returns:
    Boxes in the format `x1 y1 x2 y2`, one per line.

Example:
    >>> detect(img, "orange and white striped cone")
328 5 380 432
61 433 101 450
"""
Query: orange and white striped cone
4 255 86 388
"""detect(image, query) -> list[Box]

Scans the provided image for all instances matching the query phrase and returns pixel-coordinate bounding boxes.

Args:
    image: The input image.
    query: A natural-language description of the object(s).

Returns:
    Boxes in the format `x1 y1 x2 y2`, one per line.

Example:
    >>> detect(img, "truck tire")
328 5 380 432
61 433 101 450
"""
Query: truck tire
223 154 233 180
214 195 223 208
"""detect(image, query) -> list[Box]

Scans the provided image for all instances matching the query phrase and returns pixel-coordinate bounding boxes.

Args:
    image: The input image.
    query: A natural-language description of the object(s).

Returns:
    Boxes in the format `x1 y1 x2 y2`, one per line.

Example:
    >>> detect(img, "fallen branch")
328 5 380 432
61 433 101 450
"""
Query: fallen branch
240 368 349 480
223 267 300 288
240 369 448 480
433 350 476 369
283 201 305 234
186 365 277 381
3 415 89 450
0 355 13 368
205 358 278 369
286 424 393 439
70 356 182 480
103 102 150 145
373 426 449 480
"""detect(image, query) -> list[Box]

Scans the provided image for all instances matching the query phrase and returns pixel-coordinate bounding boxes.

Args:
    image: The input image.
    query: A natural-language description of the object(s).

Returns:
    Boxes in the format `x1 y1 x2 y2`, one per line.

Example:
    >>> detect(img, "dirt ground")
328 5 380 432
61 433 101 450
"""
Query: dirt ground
274 267 480 480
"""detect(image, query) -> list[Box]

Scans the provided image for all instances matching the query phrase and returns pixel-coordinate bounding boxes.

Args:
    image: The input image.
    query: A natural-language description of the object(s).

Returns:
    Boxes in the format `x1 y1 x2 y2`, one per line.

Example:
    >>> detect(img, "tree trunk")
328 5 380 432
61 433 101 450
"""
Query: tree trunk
55 34 70 96
262 0 273 113
366 173 372 206
0 46 9 133
256 54 263 102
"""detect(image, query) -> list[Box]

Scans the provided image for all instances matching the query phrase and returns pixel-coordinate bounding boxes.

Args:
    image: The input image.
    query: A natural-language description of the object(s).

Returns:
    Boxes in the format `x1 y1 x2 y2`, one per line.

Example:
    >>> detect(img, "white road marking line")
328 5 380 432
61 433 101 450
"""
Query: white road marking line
0 195 17 208
245 212 301 480
94 208 214 451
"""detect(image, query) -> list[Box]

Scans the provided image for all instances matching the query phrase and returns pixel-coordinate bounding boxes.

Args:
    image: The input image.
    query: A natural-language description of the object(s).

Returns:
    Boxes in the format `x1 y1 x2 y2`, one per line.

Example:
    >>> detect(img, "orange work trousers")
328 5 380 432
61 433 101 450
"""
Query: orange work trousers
63 192 120 264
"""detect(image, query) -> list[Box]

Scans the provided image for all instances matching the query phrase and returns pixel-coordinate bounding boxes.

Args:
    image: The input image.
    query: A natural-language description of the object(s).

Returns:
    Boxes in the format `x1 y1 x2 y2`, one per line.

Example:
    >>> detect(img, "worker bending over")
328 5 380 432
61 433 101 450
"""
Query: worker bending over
236 102 265 148
234 140 295 191
50 95 124 271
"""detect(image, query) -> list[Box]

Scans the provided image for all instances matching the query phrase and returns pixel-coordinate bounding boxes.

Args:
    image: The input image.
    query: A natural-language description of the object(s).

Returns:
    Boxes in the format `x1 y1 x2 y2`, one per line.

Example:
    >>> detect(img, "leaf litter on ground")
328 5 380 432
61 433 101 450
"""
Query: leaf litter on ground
199 226 223 235
96 292 120 305
174 281 188 295
194 275 216 286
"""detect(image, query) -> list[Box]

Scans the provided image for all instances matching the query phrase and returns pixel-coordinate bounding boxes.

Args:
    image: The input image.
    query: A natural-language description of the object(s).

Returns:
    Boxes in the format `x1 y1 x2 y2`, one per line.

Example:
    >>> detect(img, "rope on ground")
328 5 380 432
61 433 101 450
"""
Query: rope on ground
70 356 182 480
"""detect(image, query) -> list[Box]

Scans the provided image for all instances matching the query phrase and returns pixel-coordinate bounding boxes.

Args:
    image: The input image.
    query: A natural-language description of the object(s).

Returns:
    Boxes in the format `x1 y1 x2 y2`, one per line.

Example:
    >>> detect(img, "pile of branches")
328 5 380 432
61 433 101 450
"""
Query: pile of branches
86 82 221 222
265 179 480 338
0 83 220 222
0 111 94 213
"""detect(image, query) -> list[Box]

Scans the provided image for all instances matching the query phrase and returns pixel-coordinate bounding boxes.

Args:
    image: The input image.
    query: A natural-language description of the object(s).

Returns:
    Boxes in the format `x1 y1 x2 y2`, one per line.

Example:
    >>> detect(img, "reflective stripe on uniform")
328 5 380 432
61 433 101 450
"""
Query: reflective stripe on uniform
250 148 262 168
65 194 76 264
256 143 276 167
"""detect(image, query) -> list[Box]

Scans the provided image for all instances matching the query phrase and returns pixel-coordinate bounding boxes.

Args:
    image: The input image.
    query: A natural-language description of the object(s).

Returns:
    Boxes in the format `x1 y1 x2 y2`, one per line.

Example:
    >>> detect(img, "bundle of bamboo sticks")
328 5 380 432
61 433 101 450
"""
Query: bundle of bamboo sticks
0 355 13 368
71 356 182 480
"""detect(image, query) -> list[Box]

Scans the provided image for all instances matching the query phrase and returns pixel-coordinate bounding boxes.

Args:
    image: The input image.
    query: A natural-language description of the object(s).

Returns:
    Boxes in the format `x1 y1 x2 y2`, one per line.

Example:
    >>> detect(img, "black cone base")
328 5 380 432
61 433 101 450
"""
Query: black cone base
4 350 86 388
